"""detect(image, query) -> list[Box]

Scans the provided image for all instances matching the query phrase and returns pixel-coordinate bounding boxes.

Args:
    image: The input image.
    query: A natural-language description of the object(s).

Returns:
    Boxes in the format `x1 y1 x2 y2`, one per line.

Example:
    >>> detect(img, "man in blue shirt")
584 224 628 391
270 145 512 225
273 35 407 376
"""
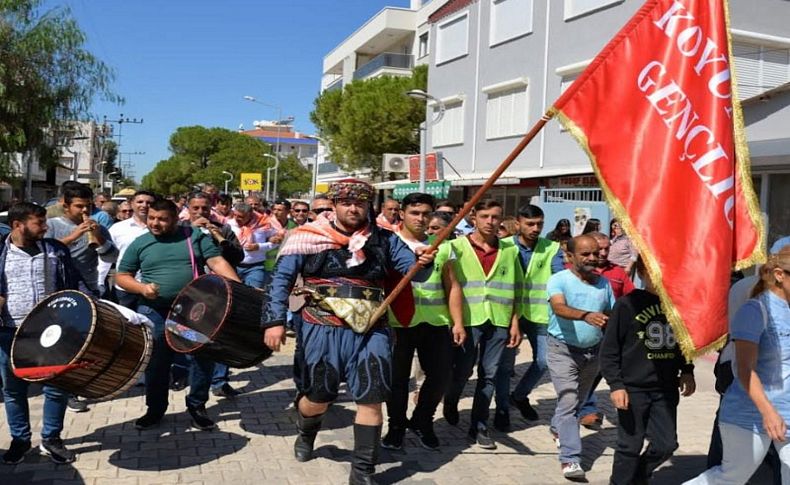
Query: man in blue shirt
546 235 615 480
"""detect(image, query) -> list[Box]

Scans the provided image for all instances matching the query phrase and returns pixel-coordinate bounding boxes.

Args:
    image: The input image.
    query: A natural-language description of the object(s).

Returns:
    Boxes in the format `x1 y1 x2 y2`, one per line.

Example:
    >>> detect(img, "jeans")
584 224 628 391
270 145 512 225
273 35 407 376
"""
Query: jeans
546 336 600 464
611 389 679 485
578 373 603 417
237 265 266 289
0 328 69 441
138 305 215 414
387 324 452 429
445 322 509 428
684 422 790 485
495 318 548 411
211 364 230 390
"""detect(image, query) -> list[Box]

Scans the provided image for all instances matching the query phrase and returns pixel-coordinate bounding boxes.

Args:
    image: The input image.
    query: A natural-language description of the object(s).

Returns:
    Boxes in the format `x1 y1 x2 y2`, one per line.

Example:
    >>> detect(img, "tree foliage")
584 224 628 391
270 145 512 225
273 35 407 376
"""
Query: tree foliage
310 64 427 175
0 0 120 180
141 126 311 198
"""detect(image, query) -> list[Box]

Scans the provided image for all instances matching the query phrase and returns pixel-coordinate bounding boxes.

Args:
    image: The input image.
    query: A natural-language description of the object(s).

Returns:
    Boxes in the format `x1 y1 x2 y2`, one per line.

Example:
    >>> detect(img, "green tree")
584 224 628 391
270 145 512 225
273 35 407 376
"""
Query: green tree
310 64 427 175
0 0 120 183
141 126 311 198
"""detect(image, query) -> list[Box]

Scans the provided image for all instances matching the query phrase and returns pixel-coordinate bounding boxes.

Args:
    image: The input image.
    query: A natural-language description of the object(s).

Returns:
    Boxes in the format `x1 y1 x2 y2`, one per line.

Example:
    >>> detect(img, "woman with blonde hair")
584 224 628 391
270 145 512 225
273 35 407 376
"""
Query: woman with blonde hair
685 247 790 484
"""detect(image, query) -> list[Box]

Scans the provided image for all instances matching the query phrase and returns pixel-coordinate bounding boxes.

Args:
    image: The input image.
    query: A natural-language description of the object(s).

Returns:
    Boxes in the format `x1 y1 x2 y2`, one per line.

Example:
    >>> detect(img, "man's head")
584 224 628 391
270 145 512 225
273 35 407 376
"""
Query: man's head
472 199 503 239
131 190 157 222
272 199 292 225
328 179 374 232
400 193 435 238
147 199 179 236
310 194 334 219
102 201 118 219
117 201 133 220
566 235 600 277
381 198 400 223
517 204 545 244
94 193 109 210
215 194 233 216
245 194 263 213
291 201 310 225
203 183 217 196
232 202 255 227
187 192 212 221
9 202 48 243
427 211 453 236
62 184 94 224
588 232 610 268
435 200 455 215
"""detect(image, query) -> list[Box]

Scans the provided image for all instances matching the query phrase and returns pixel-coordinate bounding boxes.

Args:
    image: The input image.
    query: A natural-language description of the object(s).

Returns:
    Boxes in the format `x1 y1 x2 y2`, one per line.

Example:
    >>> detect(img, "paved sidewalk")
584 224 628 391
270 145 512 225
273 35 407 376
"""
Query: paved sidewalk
1 340 723 484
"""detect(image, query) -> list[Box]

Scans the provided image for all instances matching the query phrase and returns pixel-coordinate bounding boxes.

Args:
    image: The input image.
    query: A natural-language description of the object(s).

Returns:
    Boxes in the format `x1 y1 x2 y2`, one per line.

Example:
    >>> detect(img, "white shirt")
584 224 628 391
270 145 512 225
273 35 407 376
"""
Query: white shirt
98 216 149 291
226 218 275 265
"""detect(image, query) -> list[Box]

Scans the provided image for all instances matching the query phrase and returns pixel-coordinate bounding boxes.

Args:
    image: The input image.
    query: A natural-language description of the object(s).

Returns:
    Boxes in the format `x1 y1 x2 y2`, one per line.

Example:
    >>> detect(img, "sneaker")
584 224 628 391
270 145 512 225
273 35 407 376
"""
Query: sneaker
170 377 188 391
67 397 89 413
39 438 75 464
550 429 561 448
561 462 585 479
2 439 31 465
408 422 439 450
381 427 405 450
510 394 539 421
468 425 497 450
579 412 603 430
211 383 241 398
493 410 510 432
443 402 459 426
134 411 164 430
187 405 216 431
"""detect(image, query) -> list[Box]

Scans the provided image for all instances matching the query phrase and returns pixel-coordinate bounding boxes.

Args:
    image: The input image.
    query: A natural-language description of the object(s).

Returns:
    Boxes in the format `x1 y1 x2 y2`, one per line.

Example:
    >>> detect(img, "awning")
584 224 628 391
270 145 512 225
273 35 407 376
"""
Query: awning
392 181 451 200
373 165 592 190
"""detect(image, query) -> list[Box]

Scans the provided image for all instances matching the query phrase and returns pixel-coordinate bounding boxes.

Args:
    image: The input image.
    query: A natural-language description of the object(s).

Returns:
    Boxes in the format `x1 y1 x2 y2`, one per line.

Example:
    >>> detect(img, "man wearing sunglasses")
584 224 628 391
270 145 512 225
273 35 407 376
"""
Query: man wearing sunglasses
291 201 310 226
309 194 334 221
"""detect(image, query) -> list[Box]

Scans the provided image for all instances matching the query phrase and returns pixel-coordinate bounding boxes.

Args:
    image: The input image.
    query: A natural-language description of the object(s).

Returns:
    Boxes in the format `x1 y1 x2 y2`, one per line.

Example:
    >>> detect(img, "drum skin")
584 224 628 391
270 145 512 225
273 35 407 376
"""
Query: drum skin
11 290 152 400
166 274 272 368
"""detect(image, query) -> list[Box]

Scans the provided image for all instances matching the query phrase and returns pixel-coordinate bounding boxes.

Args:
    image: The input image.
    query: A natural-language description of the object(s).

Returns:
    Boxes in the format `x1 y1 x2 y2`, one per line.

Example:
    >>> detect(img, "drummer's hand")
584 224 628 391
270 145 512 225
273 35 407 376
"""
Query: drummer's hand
264 325 286 351
141 283 159 300
244 243 259 251
415 246 436 266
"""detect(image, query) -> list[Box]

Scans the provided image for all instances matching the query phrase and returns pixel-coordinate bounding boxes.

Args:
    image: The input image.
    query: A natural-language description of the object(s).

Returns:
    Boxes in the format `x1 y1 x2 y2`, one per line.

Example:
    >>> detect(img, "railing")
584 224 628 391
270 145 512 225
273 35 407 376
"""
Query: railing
540 188 603 203
325 77 343 92
353 53 414 80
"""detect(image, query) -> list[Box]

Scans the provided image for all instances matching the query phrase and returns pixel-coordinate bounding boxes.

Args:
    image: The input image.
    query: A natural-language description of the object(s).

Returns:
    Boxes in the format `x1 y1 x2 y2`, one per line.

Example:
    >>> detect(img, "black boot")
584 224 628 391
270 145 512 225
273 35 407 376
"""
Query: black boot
294 410 324 462
349 423 382 485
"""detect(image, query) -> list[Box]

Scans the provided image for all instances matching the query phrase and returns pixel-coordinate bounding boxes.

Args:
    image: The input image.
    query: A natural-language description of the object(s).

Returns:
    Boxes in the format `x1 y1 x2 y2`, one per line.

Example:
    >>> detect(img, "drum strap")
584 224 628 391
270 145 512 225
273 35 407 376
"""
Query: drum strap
185 227 199 280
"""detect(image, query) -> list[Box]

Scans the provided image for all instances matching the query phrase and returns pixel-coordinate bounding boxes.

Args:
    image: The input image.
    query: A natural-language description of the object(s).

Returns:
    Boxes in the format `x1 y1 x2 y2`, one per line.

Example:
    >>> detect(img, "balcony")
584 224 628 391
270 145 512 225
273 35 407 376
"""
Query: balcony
325 77 344 92
353 53 414 80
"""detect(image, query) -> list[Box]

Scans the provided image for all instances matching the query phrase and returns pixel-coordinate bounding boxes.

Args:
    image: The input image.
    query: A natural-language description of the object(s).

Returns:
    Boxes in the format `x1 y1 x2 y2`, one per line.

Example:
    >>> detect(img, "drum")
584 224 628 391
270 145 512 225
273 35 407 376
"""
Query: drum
11 290 152 400
165 274 272 368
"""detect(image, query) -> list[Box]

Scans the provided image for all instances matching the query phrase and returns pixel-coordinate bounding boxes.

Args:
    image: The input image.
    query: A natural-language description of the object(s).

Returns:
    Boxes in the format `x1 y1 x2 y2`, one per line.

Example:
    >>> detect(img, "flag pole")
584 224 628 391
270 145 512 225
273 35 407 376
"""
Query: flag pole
369 111 556 324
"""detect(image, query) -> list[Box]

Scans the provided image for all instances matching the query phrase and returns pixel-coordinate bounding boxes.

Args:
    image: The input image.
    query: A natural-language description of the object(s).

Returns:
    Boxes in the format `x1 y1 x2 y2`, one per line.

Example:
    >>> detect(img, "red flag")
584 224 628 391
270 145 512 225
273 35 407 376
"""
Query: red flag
551 0 765 358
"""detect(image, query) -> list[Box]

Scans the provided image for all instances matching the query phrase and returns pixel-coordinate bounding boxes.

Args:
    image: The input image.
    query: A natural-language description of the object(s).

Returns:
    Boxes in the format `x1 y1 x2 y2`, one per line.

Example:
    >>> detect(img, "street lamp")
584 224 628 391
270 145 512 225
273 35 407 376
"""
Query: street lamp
262 153 278 201
244 95 284 200
64 136 89 182
107 171 120 195
96 161 108 192
405 89 446 193
221 170 234 194
304 135 327 200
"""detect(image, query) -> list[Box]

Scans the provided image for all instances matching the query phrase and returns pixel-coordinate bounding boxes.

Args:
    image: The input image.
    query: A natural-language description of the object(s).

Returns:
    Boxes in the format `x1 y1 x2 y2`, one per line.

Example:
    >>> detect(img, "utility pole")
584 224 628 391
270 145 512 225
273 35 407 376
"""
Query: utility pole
103 114 143 170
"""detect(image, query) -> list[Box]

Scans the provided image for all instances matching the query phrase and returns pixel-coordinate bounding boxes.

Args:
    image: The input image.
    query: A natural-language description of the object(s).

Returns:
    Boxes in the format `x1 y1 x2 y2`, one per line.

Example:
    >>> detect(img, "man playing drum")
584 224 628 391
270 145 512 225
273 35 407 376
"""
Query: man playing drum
116 199 241 432
0 203 90 464
260 179 435 485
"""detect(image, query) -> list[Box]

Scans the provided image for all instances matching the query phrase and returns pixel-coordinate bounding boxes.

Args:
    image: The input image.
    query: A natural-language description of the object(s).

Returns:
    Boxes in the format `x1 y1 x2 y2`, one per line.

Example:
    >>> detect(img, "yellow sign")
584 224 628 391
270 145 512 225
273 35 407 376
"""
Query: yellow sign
240 173 262 191
315 182 330 194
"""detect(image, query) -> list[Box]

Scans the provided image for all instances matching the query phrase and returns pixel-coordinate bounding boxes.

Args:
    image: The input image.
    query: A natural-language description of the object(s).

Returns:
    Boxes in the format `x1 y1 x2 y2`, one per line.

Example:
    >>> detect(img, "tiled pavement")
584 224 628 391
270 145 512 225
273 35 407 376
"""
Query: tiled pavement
0 340 728 484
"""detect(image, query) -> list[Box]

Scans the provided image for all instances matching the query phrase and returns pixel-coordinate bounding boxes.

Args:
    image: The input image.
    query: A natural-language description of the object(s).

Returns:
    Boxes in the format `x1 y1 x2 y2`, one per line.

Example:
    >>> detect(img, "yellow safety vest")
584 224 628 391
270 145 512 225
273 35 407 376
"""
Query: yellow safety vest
451 236 521 328
519 237 560 324
388 242 452 328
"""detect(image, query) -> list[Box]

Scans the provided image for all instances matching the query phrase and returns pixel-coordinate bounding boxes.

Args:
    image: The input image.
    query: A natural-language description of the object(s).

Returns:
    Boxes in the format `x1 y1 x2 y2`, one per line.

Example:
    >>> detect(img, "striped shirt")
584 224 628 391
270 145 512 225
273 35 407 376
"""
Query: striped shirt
3 241 55 327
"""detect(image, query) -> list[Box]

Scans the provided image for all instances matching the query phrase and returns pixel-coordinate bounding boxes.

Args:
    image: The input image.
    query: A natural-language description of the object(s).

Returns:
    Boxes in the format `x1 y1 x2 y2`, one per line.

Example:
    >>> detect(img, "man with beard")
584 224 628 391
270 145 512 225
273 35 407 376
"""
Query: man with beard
495 204 564 430
116 199 241 431
0 203 88 464
260 179 435 484
546 235 615 480
382 193 464 452
181 192 244 268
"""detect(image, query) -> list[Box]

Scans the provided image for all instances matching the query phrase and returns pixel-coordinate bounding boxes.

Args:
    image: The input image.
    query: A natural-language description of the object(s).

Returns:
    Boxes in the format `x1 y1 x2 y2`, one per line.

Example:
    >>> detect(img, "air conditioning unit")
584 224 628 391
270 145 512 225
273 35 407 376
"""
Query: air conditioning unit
382 153 409 173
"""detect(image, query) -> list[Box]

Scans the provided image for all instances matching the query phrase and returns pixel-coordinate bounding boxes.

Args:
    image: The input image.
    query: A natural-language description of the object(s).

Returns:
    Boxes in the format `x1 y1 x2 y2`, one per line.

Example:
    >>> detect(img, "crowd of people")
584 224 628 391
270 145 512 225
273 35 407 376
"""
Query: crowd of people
0 177 788 485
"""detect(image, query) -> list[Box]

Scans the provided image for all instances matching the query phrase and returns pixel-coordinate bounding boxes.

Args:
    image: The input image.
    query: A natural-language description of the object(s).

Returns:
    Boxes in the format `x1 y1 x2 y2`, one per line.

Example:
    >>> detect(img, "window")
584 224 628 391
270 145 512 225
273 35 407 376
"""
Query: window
564 0 624 20
558 73 580 132
732 41 790 99
418 33 429 58
490 0 533 47
432 101 464 147
485 84 528 139
436 13 469 65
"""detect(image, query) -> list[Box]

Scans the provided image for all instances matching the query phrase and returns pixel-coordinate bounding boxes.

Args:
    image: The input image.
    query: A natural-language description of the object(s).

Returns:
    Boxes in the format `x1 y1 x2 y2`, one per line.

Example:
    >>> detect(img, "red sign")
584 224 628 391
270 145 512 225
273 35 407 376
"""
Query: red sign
408 152 442 182
551 0 765 358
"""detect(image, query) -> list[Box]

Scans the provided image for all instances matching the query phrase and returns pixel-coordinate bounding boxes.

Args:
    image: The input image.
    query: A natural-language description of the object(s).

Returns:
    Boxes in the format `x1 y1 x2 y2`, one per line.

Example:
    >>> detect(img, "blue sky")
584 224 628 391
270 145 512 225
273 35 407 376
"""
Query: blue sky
59 0 410 181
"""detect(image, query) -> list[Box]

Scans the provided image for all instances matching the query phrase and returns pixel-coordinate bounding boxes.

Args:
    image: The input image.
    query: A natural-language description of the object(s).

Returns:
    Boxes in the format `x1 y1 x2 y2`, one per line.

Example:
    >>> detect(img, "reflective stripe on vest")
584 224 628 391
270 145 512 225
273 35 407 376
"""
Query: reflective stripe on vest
520 238 560 324
388 242 452 328
452 236 521 327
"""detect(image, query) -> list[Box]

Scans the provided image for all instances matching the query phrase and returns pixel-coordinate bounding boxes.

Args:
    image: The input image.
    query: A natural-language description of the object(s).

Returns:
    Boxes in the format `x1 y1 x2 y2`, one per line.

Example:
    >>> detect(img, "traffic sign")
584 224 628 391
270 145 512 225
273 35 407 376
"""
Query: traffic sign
240 173 262 191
